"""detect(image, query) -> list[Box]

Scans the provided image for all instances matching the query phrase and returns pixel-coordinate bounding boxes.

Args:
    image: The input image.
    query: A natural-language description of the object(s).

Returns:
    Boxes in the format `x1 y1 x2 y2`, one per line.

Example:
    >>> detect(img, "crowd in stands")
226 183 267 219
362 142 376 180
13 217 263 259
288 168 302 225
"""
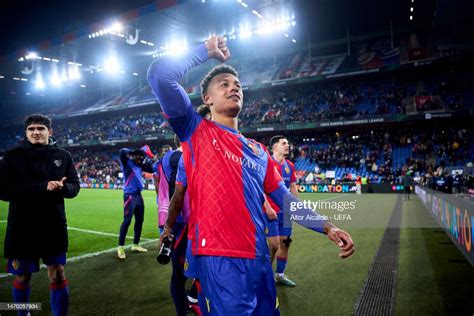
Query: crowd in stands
53 125 472 194
72 148 122 187
1 72 472 151
292 127 473 187
54 112 167 145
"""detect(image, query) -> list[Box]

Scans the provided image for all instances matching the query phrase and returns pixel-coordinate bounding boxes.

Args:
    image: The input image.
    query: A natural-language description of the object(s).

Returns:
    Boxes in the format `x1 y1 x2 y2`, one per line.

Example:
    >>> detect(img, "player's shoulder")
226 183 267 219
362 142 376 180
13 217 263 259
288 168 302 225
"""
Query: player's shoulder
54 146 73 158
285 159 295 168
247 138 268 152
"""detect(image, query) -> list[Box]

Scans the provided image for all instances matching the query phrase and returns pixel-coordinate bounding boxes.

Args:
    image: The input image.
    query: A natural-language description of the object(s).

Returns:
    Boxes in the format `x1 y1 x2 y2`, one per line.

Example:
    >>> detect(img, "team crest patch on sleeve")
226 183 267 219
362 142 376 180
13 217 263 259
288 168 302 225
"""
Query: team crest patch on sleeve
248 141 261 155
12 259 20 270
285 166 290 174
184 260 189 271
53 159 63 167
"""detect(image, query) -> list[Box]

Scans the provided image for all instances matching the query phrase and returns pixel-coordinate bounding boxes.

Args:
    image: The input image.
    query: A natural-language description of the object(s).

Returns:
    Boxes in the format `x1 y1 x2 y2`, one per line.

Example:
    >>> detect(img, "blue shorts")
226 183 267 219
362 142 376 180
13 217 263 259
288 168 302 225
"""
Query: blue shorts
184 239 199 279
266 218 279 237
277 211 292 237
196 256 280 315
266 211 292 237
7 254 67 275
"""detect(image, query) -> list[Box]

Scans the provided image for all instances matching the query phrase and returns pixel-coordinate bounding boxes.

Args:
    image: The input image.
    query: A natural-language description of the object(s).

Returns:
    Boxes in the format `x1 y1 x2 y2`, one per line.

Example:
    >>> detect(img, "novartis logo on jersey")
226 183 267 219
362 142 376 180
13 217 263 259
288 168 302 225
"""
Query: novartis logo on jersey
212 139 265 175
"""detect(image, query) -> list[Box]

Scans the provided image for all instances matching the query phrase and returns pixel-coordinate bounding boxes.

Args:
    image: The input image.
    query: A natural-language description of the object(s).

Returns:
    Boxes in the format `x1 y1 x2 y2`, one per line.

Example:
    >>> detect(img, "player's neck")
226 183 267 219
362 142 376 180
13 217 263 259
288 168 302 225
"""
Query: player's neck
213 114 239 132
273 153 285 163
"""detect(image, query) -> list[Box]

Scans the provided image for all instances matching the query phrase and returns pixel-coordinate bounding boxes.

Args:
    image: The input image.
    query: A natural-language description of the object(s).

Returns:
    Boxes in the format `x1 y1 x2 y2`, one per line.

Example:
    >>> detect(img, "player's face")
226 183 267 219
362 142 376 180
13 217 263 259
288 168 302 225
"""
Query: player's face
274 138 290 156
26 123 51 145
205 73 243 117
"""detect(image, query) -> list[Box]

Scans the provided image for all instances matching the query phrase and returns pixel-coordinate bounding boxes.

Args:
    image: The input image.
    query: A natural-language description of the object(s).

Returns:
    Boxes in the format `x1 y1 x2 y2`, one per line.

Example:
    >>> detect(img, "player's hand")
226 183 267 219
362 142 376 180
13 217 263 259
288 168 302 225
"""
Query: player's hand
159 225 172 249
47 178 66 191
266 208 278 221
326 225 355 259
205 36 230 62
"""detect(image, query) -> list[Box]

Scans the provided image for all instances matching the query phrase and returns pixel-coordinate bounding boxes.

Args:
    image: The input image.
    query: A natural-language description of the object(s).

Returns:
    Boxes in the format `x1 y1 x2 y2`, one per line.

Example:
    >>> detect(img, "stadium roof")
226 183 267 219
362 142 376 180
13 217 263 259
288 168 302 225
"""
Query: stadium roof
0 0 470 102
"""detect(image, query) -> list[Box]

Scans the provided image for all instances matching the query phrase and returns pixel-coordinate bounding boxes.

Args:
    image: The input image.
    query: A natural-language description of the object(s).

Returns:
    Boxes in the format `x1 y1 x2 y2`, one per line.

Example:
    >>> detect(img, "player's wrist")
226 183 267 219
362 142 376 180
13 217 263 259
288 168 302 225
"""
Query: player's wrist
323 222 337 235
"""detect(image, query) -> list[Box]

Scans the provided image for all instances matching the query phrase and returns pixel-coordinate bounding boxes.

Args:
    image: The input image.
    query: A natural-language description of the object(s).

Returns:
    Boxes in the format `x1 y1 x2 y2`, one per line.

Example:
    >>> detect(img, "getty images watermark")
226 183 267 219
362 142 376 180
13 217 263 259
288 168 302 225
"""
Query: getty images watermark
283 197 358 229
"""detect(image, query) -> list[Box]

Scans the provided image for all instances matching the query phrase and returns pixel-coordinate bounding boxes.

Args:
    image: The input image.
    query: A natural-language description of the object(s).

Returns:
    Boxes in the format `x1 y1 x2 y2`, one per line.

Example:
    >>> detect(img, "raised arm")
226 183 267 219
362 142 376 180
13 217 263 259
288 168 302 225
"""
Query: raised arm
147 36 230 140
119 148 130 165
147 44 208 118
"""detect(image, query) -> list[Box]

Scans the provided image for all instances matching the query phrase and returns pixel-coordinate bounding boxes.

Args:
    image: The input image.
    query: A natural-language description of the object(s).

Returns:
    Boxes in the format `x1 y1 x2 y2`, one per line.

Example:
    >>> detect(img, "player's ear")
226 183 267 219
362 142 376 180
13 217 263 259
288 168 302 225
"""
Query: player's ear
48 128 53 137
202 92 213 107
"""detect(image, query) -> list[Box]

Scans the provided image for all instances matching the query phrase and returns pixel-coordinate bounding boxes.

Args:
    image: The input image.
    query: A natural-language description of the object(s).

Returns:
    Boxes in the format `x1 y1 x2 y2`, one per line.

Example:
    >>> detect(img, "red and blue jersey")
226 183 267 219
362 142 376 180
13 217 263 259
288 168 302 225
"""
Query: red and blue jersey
147 44 327 260
268 157 296 212
273 157 296 189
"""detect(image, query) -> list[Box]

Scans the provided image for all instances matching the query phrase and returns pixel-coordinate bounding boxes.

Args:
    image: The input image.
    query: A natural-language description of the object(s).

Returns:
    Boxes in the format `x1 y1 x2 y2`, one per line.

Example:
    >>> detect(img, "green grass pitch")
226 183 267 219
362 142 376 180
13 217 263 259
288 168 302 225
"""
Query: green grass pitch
0 189 473 315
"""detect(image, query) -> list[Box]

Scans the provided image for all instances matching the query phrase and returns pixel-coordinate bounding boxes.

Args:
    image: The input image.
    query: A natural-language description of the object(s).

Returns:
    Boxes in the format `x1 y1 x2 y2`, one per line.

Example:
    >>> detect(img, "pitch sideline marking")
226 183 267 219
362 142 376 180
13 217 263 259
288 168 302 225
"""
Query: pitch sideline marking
67 226 153 241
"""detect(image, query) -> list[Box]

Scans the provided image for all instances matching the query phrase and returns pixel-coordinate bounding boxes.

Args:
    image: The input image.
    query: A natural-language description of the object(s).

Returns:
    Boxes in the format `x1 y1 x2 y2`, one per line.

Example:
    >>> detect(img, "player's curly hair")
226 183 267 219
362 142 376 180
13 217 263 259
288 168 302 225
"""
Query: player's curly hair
200 64 239 98
197 104 211 118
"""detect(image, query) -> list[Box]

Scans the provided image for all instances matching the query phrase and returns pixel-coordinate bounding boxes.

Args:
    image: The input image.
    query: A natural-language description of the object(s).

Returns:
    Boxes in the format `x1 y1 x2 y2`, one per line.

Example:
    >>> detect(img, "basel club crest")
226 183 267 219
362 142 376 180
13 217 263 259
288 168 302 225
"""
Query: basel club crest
12 259 20 270
248 142 261 155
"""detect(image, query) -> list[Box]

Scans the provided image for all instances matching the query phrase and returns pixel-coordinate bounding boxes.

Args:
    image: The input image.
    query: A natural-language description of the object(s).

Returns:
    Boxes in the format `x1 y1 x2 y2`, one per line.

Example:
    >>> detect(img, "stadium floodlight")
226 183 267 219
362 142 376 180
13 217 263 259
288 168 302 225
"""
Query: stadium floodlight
35 73 45 90
80 84 86 88
61 67 69 82
112 22 123 32
252 10 263 19
133 72 138 76
239 24 253 39
0 75 4 79
410 7 414 12
103 56 120 73
256 23 273 35
292 38 296 43
13 77 20 81
69 65 81 80
21 78 28 81
164 40 189 56
51 77 61 86
51 58 59 63
410 15 413 20
240 2 248 8
25 92 31 96
25 52 38 60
